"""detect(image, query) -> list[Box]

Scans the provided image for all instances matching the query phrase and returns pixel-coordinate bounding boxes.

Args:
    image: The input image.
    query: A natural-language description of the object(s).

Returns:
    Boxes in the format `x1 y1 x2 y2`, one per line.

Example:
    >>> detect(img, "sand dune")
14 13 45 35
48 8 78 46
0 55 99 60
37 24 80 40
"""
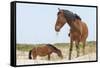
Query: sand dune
16 50 96 65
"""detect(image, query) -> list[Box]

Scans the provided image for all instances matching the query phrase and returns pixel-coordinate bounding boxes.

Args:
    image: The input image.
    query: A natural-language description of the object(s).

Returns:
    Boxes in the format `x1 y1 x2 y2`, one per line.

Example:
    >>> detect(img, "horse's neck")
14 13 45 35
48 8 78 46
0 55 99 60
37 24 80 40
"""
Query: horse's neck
53 49 59 54
68 20 82 35
67 20 75 28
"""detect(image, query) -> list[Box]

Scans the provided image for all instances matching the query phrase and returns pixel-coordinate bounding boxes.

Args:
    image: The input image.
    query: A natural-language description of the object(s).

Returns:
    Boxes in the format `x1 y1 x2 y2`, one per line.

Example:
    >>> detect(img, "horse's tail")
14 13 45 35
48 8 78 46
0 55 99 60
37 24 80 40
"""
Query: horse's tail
29 50 32 59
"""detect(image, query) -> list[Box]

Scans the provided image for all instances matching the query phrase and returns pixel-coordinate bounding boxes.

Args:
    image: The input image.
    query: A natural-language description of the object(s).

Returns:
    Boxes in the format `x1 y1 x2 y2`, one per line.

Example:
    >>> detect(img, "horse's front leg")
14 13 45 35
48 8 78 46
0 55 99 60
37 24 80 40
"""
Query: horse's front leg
48 54 50 60
69 39 73 60
75 41 80 57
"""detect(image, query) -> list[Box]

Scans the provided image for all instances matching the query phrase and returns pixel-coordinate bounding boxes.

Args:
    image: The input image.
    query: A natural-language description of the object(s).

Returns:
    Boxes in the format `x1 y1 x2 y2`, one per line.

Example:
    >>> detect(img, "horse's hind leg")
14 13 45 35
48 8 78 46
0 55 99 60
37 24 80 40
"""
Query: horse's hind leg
69 40 73 60
33 54 37 60
32 51 37 60
83 41 86 55
75 41 80 57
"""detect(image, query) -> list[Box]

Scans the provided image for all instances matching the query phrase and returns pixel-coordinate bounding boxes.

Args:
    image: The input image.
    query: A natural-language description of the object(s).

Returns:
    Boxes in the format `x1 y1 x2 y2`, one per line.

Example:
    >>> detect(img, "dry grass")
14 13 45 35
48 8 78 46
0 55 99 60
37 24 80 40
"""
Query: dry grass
16 41 96 65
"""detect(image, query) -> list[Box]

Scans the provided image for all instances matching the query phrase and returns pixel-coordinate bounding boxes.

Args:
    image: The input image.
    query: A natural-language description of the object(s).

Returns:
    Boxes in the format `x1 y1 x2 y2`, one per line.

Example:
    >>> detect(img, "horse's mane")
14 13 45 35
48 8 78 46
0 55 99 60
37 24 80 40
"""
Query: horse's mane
63 9 81 21
74 13 81 20
46 44 59 51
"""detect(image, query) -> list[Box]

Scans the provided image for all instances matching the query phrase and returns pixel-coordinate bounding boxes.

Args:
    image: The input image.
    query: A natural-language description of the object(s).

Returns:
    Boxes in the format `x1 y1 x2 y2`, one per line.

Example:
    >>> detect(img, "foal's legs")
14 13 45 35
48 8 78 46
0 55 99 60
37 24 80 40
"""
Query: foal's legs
69 40 73 60
48 54 50 60
75 41 80 57
33 53 37 59
32 50 37 59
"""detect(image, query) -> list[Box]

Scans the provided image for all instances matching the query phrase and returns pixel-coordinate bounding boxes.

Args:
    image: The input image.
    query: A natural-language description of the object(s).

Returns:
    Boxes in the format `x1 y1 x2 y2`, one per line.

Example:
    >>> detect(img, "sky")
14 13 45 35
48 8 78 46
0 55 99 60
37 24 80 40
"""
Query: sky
16 3 96 44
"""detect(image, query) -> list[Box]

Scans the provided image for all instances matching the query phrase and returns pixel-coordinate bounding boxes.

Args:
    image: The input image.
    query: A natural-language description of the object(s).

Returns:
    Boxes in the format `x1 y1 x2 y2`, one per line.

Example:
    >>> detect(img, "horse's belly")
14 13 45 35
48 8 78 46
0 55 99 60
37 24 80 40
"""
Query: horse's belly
71 34 87 42
38 52 49 56
37 46 52 56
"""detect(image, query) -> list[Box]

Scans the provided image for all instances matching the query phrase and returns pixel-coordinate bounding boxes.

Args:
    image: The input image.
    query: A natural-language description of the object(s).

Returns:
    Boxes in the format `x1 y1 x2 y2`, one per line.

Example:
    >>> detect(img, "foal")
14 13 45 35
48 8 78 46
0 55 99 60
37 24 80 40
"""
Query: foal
29 44 63 60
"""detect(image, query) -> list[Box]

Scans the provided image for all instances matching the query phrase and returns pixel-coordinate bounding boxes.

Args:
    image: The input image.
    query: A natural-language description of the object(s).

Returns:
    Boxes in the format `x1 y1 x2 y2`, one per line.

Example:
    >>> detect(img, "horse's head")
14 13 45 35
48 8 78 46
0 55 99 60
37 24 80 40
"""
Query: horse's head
55 8 66 32
56 49 63 59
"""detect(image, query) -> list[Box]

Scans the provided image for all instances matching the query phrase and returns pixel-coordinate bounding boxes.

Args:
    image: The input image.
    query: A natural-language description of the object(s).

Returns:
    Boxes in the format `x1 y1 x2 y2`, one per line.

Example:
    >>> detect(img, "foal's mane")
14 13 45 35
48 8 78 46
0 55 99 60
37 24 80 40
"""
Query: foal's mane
46 44 59 51
63 9 81 21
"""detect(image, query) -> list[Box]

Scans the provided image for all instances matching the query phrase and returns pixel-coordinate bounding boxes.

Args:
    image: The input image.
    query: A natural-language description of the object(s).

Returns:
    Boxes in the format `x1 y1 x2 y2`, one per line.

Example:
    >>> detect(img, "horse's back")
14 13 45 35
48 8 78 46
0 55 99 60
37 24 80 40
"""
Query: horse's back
36 45 52 56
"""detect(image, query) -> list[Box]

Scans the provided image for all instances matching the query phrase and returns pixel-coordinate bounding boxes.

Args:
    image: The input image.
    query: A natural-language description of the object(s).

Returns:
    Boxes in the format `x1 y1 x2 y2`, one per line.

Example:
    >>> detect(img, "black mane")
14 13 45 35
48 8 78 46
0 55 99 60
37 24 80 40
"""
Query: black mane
46 44 59 51
74 13 81 20
63 9 81 21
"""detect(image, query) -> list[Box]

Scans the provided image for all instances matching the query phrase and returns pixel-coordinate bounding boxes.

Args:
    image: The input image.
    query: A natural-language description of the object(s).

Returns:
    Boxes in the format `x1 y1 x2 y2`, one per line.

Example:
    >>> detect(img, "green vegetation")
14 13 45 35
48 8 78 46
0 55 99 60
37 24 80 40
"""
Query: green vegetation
16 44 33 51
16 41 96 52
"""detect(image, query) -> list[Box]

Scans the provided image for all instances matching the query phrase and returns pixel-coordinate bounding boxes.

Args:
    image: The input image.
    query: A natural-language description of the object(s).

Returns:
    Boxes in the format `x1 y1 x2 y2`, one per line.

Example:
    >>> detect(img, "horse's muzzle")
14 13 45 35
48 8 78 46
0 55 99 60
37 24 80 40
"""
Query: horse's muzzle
55 26 60 32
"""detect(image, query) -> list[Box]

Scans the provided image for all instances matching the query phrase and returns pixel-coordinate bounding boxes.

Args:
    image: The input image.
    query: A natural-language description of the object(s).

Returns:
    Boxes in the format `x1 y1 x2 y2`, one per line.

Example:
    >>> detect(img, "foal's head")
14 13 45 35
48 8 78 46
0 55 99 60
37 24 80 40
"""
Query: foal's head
55 8 66 32
55 49 63 59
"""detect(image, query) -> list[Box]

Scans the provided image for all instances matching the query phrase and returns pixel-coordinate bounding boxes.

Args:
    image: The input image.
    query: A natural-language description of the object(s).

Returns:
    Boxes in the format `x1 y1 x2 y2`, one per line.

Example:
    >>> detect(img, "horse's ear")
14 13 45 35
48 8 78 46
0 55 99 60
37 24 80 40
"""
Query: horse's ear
58 8 60 11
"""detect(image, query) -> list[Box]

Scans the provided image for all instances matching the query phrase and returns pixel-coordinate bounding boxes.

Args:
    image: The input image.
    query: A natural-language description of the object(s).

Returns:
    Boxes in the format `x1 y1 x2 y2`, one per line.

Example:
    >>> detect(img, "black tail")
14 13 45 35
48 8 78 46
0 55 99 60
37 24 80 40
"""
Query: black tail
29 50 32 59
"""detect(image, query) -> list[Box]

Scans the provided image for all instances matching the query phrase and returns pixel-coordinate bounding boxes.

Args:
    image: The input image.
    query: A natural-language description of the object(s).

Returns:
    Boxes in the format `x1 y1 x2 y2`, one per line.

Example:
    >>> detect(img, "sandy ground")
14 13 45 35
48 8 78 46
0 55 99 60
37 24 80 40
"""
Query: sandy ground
16 49 96 65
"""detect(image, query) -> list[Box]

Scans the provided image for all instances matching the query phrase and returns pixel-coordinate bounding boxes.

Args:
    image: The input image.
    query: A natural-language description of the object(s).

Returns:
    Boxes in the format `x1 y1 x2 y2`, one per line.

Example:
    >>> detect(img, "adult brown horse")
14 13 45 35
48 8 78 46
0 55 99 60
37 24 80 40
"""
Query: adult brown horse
29 44 63 60
55 8 88 60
